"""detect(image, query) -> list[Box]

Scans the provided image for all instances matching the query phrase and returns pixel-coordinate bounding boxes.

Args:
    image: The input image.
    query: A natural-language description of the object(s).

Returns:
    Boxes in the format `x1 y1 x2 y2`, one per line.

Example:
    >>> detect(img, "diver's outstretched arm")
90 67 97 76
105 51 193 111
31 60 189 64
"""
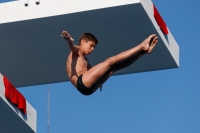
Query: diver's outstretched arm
61 30 79 53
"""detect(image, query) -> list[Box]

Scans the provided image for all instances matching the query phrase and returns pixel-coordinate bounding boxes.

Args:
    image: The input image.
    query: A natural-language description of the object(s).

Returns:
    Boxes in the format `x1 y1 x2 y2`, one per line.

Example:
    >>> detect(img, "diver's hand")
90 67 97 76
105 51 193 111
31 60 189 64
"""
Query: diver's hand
61 30 74 42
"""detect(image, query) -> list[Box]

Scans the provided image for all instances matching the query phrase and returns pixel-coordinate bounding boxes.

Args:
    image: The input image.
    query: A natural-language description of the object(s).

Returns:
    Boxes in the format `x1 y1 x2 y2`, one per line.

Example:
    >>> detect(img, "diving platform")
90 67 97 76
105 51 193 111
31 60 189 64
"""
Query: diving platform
0 0 179 87
0 73 37 133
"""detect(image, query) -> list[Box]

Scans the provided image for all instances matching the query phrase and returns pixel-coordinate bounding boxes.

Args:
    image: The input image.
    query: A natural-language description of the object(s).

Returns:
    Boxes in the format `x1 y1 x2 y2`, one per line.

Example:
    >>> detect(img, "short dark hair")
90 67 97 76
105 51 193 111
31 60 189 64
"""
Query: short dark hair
78 33 98 45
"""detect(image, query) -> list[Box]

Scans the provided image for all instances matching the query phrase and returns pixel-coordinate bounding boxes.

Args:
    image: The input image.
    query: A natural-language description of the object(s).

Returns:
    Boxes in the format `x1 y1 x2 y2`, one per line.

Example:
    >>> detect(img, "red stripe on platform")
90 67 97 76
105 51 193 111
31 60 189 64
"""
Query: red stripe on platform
3 76 26 114
153 4 169 34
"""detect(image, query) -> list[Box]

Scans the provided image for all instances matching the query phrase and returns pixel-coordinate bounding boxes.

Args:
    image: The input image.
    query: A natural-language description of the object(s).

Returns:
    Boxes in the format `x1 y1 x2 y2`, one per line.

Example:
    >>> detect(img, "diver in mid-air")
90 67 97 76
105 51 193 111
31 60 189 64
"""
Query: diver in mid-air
61 30 158 95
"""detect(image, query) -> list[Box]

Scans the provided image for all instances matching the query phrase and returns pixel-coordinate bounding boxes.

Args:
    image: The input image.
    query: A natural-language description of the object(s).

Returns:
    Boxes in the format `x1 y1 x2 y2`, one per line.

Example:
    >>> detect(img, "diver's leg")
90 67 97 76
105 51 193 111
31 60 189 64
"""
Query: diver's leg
82 35 158 88
91 51 146 92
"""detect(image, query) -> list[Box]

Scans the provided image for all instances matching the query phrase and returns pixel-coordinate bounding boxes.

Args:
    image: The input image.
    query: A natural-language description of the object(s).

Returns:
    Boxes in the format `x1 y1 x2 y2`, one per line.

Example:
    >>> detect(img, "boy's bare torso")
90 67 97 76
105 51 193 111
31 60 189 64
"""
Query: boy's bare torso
66 51 89 87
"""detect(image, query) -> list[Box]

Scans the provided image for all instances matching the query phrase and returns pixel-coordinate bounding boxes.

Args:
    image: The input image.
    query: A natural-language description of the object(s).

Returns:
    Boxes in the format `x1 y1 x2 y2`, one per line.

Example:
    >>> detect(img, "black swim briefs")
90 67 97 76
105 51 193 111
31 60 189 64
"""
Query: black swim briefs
76 75 94 95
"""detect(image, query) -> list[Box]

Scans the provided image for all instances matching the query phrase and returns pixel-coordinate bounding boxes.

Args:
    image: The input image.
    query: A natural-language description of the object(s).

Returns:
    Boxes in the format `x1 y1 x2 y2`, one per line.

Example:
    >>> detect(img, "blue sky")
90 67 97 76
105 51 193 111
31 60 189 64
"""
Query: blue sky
1 0 200 133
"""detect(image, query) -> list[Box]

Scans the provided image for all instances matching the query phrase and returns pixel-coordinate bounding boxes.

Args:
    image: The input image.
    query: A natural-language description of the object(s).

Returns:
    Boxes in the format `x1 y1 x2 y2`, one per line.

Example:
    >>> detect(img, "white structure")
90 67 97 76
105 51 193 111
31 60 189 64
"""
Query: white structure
0 0 179 88
24 0 40 6
0 73 37 133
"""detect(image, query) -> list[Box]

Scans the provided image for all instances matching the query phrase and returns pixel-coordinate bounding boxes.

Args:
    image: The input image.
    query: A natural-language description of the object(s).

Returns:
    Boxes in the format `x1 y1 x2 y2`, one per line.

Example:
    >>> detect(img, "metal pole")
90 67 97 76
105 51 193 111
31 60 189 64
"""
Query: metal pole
47 85 50 133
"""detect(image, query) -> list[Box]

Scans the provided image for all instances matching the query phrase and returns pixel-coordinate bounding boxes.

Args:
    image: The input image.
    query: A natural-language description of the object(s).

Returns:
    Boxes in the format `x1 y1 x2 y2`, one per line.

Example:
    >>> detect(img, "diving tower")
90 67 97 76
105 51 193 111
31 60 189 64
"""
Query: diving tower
0 0 179 87
0 73 36 133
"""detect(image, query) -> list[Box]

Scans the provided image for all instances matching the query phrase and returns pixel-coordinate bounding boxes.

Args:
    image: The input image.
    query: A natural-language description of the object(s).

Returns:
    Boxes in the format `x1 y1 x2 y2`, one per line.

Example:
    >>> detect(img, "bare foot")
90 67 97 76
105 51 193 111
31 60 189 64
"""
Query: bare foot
61 30 74 42
147 36 158 53
141 34 158 53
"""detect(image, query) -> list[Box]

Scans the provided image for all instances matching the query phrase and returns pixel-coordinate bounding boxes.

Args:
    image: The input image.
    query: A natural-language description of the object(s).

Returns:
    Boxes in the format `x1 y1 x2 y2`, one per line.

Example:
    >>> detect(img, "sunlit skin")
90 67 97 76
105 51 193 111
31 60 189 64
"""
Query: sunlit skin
61 30 158 93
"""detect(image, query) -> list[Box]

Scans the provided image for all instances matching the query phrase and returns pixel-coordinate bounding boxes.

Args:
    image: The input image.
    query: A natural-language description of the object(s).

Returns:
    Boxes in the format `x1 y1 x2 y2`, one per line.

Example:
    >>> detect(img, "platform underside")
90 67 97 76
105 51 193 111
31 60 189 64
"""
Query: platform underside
0 1 179 87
